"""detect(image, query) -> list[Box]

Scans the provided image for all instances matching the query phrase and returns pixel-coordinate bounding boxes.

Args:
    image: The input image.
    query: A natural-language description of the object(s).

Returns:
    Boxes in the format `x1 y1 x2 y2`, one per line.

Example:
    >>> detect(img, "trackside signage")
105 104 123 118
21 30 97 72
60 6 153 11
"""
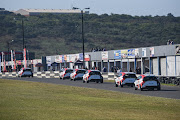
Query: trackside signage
102 51 108 60
114 50 121 59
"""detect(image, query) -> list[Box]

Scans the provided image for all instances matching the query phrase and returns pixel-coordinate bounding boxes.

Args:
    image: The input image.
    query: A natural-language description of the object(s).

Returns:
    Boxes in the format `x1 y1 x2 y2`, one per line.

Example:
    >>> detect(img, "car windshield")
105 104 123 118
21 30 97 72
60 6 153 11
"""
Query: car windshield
90 71 101 75
143 76 157 81
124 74 136 78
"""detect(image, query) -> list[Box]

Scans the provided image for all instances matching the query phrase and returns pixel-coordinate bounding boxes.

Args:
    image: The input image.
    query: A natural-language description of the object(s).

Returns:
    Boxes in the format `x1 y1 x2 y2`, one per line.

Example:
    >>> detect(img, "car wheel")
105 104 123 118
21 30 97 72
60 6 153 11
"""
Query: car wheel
157 85 161 90
120 82 123 87
100 80 103 83
135 87 137 90
115 83 118 87
131 84 134 87
96 80 99 83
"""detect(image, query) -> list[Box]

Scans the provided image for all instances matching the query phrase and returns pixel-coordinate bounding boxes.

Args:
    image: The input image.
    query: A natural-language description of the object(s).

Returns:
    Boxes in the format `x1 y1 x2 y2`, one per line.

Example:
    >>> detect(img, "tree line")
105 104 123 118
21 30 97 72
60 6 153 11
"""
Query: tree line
0 13 180 58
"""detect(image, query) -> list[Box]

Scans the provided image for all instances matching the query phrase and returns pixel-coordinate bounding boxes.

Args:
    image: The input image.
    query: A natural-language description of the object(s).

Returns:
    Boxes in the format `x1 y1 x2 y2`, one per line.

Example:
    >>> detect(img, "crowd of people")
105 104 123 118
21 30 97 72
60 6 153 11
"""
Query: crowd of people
167 39 174 45
91 48 106 52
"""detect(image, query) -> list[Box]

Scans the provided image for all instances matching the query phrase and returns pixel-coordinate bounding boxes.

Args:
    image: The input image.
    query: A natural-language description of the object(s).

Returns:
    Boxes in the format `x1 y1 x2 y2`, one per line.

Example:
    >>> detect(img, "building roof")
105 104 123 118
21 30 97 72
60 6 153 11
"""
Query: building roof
24 9 81 13
15 9 88 16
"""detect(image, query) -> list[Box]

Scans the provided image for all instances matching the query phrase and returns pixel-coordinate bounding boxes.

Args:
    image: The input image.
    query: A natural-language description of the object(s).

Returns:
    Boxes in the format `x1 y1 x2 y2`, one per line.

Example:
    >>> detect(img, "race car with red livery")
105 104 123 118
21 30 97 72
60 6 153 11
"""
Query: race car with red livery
115 72 137 87
70 69 86 81
134 74 161 91
59 68 73 80
83 70 103 83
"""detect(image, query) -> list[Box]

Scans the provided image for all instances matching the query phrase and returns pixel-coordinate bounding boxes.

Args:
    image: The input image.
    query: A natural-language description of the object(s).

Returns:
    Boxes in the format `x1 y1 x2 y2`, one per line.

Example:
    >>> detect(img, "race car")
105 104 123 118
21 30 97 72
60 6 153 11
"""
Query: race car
18 68 33 77
59 68 73 80
70 69 86 81
115 72 137 87
134 74 161 91
83 70 103 83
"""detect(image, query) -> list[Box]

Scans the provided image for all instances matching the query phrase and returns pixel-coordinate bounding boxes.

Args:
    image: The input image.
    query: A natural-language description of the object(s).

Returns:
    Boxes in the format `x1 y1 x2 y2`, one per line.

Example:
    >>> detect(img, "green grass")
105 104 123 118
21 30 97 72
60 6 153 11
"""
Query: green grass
0 79 180 120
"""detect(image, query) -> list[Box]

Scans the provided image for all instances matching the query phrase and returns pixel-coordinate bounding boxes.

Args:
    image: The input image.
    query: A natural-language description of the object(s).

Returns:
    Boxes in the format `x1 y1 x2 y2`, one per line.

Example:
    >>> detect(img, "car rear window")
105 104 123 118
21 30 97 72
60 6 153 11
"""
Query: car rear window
24 69 32 72
90 71 101 75
143 76 157 81
77 70 86 74
124 74 136 78
66 70 73 73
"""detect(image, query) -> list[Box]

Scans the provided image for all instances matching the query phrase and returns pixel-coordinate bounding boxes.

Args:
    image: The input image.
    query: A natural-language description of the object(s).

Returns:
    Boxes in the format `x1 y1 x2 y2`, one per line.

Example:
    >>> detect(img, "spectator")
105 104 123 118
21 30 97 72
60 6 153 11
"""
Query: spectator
111 66 114 72
171 40 174 45
102 66 107 72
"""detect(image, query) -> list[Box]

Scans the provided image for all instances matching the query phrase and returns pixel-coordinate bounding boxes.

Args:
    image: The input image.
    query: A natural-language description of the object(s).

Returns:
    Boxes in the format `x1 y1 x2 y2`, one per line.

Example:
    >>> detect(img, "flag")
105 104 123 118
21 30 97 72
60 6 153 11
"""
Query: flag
13 50 16 70
24 48 27 68
11 50 13 69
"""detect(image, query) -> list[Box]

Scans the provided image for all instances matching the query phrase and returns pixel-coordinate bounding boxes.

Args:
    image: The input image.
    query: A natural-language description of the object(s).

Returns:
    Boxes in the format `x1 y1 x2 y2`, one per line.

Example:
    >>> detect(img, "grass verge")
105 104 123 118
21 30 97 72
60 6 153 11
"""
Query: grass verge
0 79 180 120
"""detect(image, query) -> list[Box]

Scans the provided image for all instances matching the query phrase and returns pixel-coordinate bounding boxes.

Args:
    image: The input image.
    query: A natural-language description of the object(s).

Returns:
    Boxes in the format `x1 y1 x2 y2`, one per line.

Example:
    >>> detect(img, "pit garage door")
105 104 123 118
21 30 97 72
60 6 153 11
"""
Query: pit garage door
160 58 166 76
176 56 180 76
167 56 175 76
153 58 158 75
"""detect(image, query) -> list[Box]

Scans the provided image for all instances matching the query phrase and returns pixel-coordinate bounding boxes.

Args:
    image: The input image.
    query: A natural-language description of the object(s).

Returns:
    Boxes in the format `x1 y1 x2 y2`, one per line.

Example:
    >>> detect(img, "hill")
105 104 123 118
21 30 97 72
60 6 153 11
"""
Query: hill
0 13 180 58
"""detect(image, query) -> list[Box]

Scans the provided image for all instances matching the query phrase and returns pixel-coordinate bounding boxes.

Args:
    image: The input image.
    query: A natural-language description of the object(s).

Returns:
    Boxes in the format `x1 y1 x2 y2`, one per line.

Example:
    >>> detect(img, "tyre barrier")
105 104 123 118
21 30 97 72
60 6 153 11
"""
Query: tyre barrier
158 76 180 86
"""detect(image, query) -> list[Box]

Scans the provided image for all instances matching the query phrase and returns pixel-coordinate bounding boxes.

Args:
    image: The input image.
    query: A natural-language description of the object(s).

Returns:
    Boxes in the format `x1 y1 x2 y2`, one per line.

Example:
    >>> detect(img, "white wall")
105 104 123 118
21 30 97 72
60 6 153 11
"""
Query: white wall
167 56 175 76
160 58 166 76
176 56 180 76
153 58 158 75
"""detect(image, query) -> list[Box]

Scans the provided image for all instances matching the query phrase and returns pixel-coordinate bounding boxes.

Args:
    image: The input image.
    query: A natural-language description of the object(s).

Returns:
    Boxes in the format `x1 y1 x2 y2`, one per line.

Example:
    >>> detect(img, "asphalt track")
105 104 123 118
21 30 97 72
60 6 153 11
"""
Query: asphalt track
2 77 180 99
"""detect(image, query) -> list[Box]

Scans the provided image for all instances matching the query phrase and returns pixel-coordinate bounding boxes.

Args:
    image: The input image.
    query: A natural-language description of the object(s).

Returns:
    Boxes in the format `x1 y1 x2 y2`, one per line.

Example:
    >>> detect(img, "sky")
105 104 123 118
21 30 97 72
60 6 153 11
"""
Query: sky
0 0 180 16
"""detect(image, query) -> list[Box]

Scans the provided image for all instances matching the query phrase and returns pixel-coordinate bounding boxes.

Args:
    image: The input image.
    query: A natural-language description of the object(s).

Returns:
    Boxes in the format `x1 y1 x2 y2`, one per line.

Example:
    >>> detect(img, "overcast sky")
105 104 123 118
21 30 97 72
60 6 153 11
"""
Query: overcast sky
1 0 180 16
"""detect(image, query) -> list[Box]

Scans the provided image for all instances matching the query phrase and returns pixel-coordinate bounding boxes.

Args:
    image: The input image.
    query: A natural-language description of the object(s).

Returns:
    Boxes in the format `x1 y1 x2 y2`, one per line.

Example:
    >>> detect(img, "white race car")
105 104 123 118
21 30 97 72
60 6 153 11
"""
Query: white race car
134 74 161 91
115 72 137 87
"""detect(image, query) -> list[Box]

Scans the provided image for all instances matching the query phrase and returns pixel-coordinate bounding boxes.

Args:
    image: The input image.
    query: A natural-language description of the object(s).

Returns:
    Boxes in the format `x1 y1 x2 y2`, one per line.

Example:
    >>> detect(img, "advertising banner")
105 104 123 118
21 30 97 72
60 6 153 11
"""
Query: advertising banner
62 55 65 63
70 54 75 62
46 56 51 64
85 54 90 61
55 55 60 63
59 55 62 63
150 47 155 57
114 50 121 59
176 45 180 55
128 49 135 58
79 53 83 61
16 60 22 65
135 49 139 57
102 51 108 60
142 48 146 57
121 50 128 58
64 55 67 62
67 55 70 62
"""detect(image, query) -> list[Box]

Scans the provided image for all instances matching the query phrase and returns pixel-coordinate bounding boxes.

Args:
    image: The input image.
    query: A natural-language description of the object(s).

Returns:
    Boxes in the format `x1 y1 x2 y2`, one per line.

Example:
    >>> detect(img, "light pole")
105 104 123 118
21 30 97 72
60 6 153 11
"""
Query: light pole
7 40 14 71
22 19 25 49
7 40 14 61
73 7 90 68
